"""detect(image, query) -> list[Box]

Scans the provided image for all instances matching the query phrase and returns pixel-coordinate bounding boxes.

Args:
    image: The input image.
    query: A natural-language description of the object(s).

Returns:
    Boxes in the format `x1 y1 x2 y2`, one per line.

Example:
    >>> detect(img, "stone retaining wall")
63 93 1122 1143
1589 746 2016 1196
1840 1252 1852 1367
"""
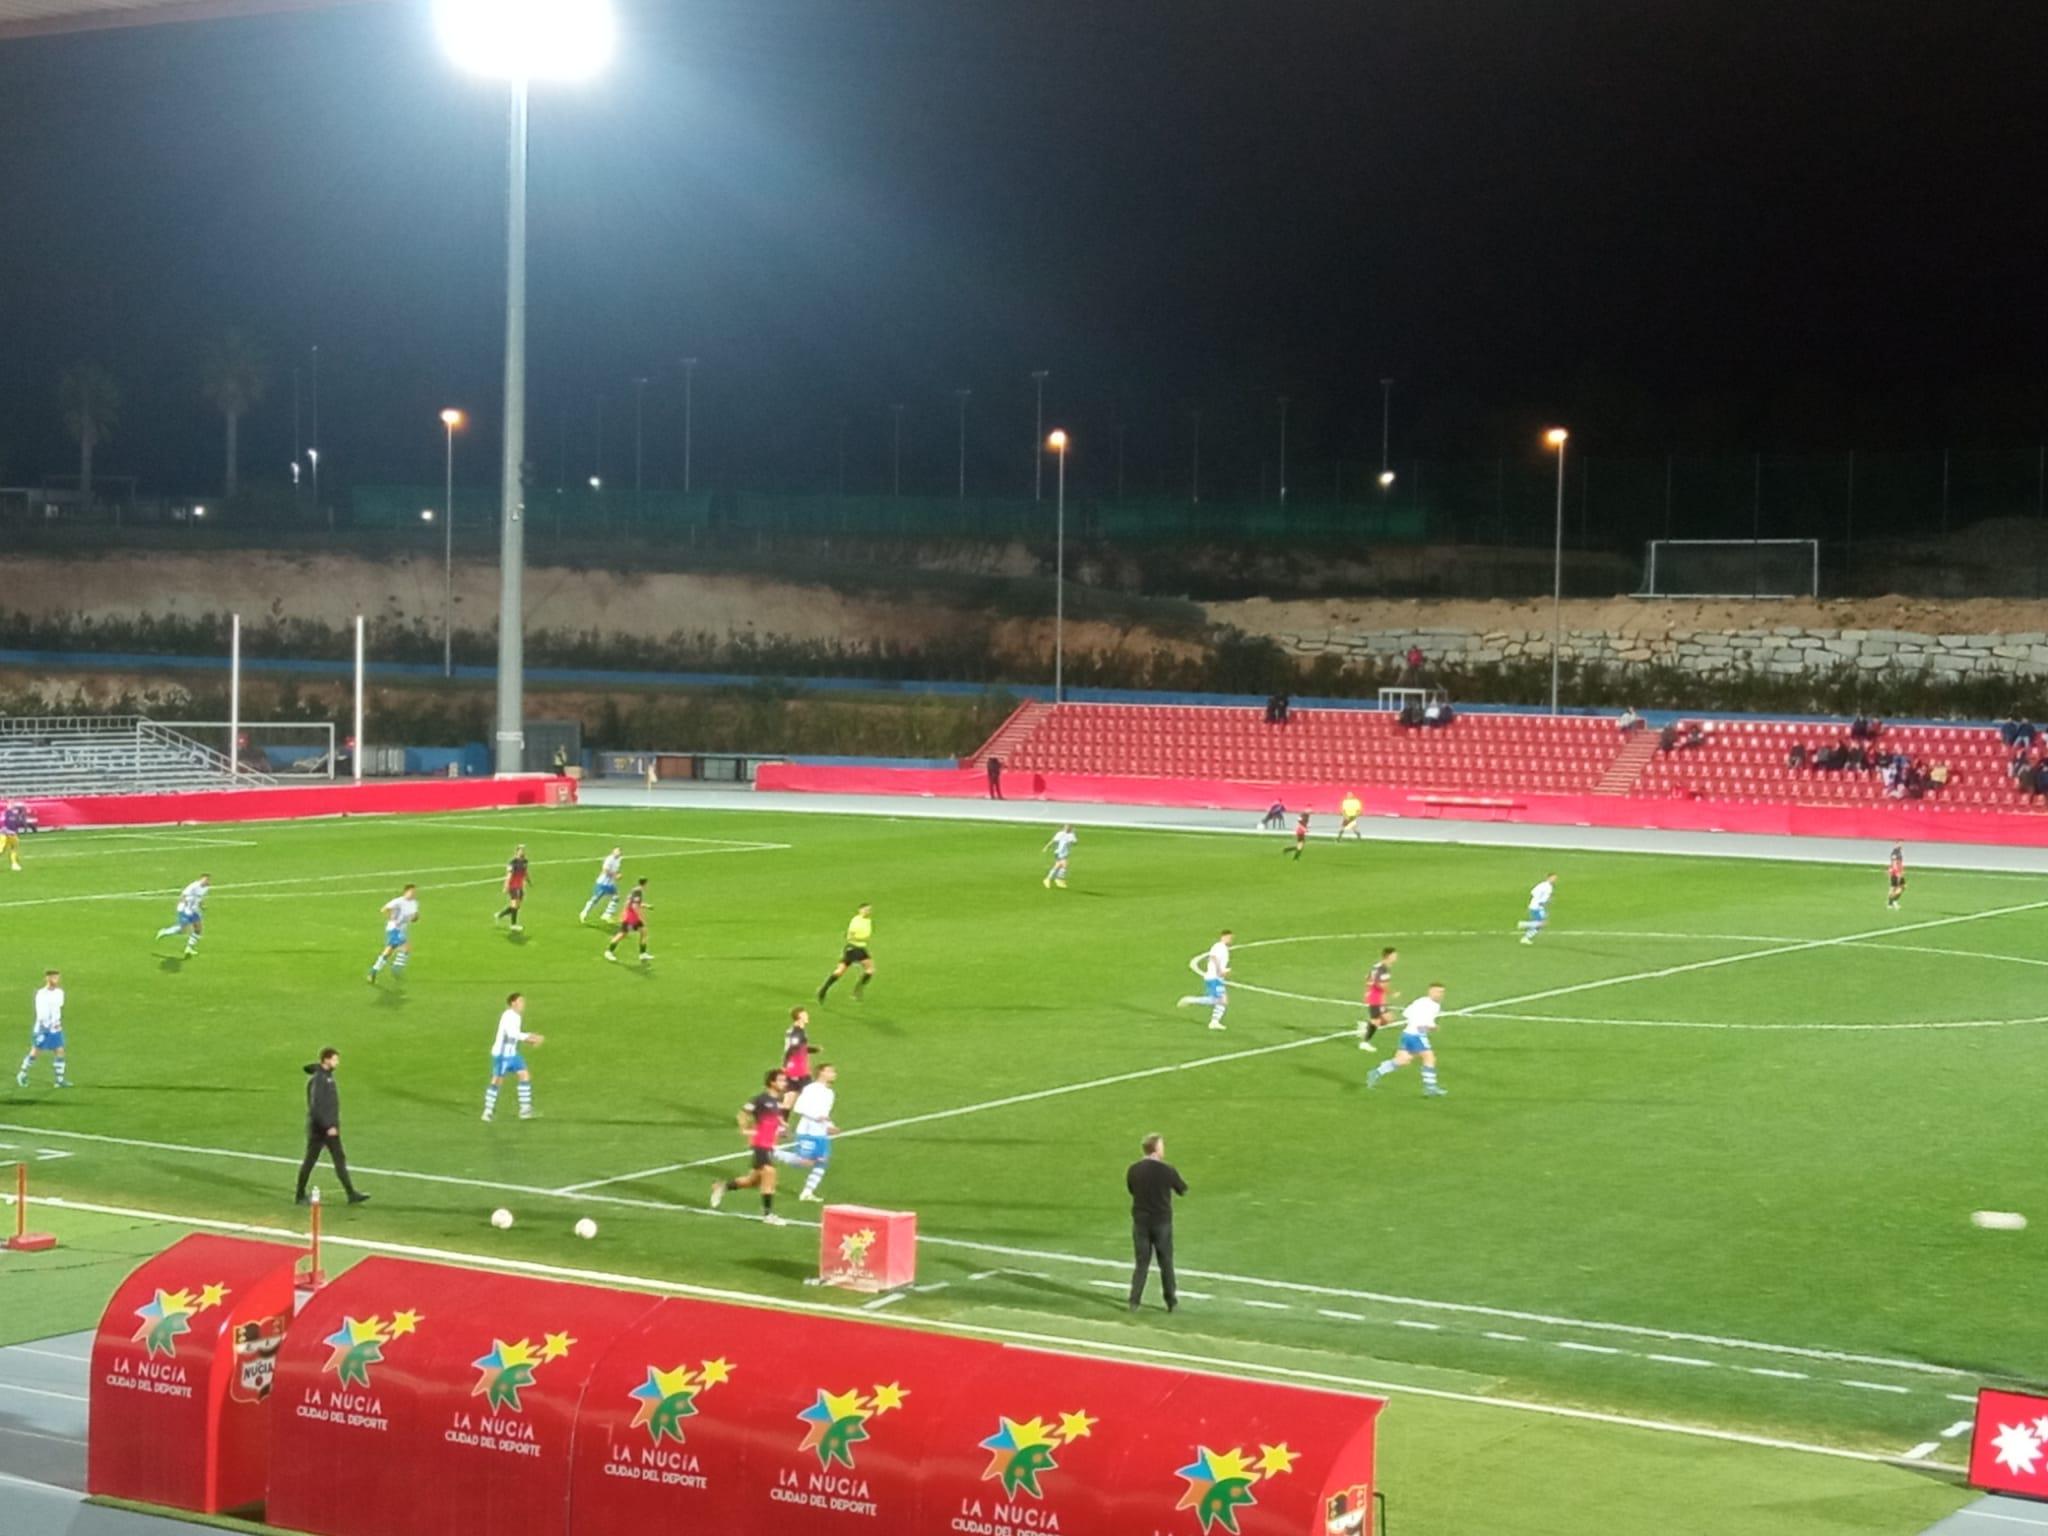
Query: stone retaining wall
1271 625 2048 677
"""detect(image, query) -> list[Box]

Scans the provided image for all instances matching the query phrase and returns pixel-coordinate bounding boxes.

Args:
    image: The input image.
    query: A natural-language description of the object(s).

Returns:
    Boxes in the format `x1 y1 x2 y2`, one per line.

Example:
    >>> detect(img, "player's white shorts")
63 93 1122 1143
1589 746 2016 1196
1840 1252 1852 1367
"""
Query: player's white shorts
491 1052 527 1077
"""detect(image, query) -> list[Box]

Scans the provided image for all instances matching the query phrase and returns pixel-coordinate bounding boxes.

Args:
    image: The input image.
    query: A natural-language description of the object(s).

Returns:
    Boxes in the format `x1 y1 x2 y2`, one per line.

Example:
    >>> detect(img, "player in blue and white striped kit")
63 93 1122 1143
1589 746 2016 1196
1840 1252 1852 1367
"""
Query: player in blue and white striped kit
154 875 210 957
483 993 544 1122
1042 826 1078 889
1366 984 1449 1097
367 885 420 982
16 970 67 1088
1518 874 1557 945
579 848 624 924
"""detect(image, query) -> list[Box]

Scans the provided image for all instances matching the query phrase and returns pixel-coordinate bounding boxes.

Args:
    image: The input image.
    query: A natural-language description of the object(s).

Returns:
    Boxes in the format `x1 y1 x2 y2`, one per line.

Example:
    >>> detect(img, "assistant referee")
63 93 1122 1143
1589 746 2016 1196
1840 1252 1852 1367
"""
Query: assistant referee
1126 1133 1187 1312
294 1048 369 1206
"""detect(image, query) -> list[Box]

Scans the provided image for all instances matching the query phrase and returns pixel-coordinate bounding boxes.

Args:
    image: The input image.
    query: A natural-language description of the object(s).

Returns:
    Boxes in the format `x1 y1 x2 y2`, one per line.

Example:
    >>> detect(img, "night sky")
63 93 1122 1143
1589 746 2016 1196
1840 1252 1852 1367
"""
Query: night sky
1 0 2044 504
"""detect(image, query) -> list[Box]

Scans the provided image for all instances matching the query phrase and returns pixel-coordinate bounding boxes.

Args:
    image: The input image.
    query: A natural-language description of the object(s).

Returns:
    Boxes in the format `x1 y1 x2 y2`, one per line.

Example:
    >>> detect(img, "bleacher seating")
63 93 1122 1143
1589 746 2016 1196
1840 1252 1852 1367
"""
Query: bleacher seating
1630 718 2036 811
0 716 272 798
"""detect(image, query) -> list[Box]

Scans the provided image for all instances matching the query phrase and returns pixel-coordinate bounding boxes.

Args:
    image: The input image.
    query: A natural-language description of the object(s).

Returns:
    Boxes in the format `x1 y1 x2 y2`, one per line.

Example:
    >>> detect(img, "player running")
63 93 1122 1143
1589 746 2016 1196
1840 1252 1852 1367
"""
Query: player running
1337 793 1364 839
1 800 32 871
1357 945 1400 1051
817 903 874 1002
603 877 651 965
1887 846 1906 910
774 1062 840 1203
367 884 420 982
1286 812 1310 860
16 970 67 1089
482 992 544 1122
1518 873 1557 945
1365 982 1449 1097
781 1006 817 1093
710 1069 791 1225
1042 825 1078 889
154 874 210 957
1177 929 1233 1031
494 845 531 930
579 847 624 924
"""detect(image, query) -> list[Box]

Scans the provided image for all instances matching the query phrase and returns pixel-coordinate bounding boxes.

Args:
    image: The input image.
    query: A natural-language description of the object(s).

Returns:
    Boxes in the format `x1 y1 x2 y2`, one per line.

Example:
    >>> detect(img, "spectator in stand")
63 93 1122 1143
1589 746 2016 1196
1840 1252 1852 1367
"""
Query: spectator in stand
1397 702 1425 729
1882 756 1905 796
1786 743 1808 769
1928 761 1951 789
986 755 1004 800
1274 693 1291 725
1423 701 1454 728
1680 721 1708 751
1849 714 1884 741
1401 645 1426 685
1616 706 1644 734
1999 715 2035 749
1658 722 1681 753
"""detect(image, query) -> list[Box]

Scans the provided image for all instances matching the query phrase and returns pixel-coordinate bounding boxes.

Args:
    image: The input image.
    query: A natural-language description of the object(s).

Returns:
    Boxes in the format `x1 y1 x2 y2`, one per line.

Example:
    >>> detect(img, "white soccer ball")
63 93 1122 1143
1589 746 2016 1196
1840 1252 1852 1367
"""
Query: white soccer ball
490 1207 515 1230
574 1217 598 1240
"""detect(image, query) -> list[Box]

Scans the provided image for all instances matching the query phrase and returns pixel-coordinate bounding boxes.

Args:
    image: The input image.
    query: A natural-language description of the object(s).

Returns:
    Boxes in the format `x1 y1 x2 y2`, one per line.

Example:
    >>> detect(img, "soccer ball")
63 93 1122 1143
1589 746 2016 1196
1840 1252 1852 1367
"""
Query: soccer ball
490 1207 515 1230
574 1218 598 1240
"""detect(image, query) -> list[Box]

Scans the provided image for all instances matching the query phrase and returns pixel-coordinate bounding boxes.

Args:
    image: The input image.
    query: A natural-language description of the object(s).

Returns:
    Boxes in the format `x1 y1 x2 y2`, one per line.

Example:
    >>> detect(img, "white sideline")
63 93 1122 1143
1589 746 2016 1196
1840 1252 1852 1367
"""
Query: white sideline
0 1118 1989 1382
3 1190 1963 1473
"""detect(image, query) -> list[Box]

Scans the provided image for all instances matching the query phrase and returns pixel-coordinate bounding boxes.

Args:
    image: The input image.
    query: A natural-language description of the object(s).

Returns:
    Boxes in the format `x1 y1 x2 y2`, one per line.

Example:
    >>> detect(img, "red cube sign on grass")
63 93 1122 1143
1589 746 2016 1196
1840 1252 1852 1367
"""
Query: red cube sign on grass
1970 1387 2048 1501
818 1204 917 1292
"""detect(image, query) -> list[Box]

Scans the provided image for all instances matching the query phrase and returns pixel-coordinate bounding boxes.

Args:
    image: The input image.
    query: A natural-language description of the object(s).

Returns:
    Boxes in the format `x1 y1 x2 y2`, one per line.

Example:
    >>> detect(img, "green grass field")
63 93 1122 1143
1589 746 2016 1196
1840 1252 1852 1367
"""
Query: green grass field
4 804 2038 1532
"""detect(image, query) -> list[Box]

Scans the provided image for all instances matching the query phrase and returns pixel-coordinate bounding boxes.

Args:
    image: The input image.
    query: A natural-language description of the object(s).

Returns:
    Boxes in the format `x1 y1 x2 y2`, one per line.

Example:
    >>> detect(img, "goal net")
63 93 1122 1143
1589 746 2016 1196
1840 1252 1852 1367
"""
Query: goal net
1642 539 1819 598
164 720 340 778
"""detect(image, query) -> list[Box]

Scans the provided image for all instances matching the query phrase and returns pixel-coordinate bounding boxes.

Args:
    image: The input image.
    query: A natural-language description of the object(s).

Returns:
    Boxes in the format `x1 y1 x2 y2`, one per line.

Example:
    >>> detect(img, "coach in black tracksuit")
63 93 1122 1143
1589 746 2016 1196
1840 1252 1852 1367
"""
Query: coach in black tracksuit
295 1048 368 1205
1127 1133 1186 1312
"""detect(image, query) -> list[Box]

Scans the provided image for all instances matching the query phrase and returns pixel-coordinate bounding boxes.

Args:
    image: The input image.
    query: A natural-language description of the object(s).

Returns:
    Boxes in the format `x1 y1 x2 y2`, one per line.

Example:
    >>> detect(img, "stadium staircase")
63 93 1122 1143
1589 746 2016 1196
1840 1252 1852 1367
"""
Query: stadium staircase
969 699 1054 768
0 716 274 798
1593 730 1661 794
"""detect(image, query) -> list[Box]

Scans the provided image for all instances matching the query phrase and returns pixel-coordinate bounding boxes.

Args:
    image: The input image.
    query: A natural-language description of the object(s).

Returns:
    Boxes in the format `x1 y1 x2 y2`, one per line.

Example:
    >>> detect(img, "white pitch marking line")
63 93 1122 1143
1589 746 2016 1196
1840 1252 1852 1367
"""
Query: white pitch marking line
13 1190 1968 1471
2 1346 88 1364
1943 1420 1975 1438
409 818 791 849
1393 1320 1441 1331
1841 1380 1912 1395
1557 1342 1622 1356
1240 1299 1291 1312
1900 1441 1940 1461
860 1293 907 1311
0 1121 1986 1384
1647 1355 1716 1368
1319 1309 1367 1322
1949 1393 1981 1403
0 1381 87 1404
1748 1368 1811 1381
1484 1332 1529 1342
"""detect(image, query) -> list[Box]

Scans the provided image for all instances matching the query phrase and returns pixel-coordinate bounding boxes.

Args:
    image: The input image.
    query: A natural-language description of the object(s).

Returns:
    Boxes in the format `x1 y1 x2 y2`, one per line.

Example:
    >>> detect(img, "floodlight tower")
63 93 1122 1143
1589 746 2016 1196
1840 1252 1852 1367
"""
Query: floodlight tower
435 0 616 773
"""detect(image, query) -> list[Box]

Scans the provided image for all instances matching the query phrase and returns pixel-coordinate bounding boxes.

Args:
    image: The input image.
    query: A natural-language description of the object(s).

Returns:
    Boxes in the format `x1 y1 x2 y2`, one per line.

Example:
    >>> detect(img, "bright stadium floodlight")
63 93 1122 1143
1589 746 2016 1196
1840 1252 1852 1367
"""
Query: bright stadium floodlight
434 0 616 82
1543 427 1570 713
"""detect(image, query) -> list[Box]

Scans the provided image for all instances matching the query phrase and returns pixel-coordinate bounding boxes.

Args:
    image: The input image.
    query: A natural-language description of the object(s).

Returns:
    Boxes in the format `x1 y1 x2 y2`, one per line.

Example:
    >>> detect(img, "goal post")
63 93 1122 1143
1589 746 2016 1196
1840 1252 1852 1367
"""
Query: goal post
163 720 339 779
1642 539 1819 599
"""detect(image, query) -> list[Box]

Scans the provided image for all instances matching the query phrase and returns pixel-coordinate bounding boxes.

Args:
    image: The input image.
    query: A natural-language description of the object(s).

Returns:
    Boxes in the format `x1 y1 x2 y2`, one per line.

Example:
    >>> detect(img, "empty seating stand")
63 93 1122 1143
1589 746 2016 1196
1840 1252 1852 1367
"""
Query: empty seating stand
994 705 1628 795
0 716 272 798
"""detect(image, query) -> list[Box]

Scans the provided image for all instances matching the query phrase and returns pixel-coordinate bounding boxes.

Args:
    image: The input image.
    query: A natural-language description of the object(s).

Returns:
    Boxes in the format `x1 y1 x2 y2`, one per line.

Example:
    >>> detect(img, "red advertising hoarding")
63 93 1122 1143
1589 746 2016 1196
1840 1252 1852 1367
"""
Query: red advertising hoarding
818 1204 917 1292
86 1234 302 1513
267 1257 656 1536
1969 1387 2048 1502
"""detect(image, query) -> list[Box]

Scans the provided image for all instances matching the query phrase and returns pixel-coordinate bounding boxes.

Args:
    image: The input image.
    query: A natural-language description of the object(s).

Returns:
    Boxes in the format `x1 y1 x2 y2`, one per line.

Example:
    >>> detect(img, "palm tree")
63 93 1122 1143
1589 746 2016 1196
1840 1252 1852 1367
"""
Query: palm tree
58 363 119 515
201 330 269 500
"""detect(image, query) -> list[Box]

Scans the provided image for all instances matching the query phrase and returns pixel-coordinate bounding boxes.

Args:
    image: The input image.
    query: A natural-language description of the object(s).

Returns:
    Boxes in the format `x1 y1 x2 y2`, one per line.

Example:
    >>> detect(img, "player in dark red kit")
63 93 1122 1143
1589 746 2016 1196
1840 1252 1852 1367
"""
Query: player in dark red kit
782 1006 817 1095
494 844 531 930
1887 846 1906 910
603 877 651 965
1357 946 1400 1052
1286 812 1311 861
710 1069 790 1225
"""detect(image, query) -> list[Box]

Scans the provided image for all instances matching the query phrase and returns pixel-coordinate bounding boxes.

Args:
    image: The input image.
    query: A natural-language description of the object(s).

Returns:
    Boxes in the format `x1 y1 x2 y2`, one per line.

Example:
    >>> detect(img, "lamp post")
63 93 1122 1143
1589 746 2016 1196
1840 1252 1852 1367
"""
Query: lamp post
1276 395 1290 504
1031 369 1049 501
1545 427 1569 714
680 356 698 494
1379 378 1396 491
954 388 971 503
435 0 615 775
440 408 465 677
1048 430 1069 700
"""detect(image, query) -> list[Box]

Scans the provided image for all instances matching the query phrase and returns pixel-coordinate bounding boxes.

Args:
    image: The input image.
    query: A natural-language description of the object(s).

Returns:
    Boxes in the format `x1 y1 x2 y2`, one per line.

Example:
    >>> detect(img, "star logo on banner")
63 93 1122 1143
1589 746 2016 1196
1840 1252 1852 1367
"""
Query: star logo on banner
1994 1422 2043 1478
1174 1442 1297 1535
797 1387 883 1470
975 1406 1098 1500
471 1339 540 1412
322 1316 395 1388
627 1360 734 1447
131 1284 227 1359
838 1228 878 1270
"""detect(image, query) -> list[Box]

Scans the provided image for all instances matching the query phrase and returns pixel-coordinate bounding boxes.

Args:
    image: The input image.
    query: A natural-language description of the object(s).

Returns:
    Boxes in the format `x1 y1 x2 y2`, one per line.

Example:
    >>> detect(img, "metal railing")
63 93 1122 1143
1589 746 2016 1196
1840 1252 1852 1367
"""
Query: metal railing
0 716 276 797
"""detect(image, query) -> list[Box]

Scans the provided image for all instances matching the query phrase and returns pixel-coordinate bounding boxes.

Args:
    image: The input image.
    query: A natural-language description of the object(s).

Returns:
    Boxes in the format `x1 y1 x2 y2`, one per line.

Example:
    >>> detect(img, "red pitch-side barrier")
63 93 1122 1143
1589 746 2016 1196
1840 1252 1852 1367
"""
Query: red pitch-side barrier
755 761 2048 848
87 1234 301 1514
78 1245 1382 1536
26 775 576 829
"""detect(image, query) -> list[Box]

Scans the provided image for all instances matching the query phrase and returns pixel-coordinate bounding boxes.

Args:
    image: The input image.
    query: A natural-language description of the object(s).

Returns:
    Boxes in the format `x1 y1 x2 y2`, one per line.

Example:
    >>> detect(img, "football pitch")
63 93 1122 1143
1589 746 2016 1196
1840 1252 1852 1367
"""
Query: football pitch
4 803 2040 1533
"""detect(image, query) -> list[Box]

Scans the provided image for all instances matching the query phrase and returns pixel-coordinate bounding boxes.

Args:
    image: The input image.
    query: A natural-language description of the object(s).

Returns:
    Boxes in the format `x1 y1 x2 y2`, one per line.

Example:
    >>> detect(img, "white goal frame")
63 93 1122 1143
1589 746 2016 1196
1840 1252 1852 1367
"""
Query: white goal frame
1642 538 1819 599
164 720 339 779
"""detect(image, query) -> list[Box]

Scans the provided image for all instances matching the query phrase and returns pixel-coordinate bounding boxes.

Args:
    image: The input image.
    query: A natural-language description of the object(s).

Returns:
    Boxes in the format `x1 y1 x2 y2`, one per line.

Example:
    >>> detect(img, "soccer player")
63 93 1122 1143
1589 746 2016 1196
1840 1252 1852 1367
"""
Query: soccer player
1257 800 1286 831
1357 945 1400 1051
482 992 544 1122
1518 872 1557 945
1 800 29 871
1365 982 1449 1096
16 970 67 1089
1286 812 1310 860
494 844 531 930
1337 793 1364 839
1887 846 1906 910
774 1062 839 1202
154 874 210 956
782 1005 816 1093
1042 825 1078 889
367 884 420 982
817 903 874 1001
710 1069 790 1225
1177 929 1233 1031
603 878 652 965
579 847 624 924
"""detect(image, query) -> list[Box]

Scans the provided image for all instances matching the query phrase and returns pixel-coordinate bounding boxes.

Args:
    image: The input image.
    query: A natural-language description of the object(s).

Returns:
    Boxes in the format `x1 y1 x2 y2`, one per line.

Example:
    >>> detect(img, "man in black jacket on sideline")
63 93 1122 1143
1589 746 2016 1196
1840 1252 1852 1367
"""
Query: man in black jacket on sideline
295 1048 368 1205
1126 1133 1187 1313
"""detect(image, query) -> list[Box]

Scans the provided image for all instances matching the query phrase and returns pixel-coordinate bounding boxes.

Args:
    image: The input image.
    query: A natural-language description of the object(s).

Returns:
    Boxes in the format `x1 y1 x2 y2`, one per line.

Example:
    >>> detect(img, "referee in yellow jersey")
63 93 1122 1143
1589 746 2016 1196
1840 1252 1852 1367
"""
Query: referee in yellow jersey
817 903 876 1002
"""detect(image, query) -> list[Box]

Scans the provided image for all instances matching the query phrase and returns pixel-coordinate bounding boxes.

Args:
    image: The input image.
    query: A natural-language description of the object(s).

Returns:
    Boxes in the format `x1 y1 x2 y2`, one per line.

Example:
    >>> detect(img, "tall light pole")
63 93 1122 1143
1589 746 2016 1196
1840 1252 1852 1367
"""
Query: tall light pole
1276 395 1290 504
310 344 323 530
954 388 971 503
632 375 648 523
1048 430 1069 701
1189 408 1202 504
436 0 616 775
440 408 465 677
680 356 699 494
1031 369 1049 500
890 403 904 496
1379 378 1396 491
1545 427 1569 715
